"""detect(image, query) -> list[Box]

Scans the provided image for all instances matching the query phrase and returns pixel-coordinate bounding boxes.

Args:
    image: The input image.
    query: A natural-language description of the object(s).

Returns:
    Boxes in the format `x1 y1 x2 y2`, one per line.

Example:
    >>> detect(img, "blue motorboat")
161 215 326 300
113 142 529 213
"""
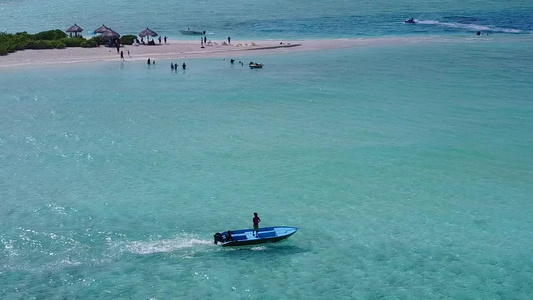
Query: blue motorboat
214 226 297 247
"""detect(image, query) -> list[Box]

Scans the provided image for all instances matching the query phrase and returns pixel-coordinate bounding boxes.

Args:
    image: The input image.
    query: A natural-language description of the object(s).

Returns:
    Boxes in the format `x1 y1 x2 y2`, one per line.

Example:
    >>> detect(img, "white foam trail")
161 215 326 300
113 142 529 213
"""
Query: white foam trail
125 237 212 255
250 246 267 251
415 20 522 33
42 257 82 271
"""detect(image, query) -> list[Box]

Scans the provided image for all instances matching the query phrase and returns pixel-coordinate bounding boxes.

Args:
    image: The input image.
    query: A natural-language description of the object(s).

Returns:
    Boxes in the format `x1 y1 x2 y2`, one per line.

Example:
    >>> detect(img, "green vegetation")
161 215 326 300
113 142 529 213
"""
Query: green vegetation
33 29 67 40
120 35 136 45
0 29 110 56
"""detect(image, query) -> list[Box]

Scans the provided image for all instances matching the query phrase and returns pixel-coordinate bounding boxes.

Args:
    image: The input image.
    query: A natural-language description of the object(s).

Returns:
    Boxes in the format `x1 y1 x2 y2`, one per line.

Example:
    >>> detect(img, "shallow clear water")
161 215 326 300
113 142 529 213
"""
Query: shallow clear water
1 1 533 299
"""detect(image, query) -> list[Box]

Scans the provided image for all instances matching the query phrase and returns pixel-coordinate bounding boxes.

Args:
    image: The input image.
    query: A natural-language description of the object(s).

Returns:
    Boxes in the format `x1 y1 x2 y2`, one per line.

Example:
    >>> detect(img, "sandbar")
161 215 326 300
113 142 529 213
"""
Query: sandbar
0 36 476 68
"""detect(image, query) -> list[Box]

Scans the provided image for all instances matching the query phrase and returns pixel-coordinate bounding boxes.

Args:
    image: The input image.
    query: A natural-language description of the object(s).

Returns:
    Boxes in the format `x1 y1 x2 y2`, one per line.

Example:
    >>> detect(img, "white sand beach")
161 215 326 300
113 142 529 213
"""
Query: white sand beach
0 36 467 68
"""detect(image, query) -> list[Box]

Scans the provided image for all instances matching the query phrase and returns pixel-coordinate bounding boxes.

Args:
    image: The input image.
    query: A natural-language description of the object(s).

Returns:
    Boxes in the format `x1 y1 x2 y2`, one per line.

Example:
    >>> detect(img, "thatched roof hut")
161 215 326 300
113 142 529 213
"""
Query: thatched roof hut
66 24 83 37
94 24 111 34
139 28 158 42
100 29 120 39
139 28 158 37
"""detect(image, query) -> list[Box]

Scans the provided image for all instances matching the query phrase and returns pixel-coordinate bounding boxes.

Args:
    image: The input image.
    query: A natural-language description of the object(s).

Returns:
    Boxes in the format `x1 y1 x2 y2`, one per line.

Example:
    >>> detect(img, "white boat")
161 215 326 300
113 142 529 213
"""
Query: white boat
179 29 206 35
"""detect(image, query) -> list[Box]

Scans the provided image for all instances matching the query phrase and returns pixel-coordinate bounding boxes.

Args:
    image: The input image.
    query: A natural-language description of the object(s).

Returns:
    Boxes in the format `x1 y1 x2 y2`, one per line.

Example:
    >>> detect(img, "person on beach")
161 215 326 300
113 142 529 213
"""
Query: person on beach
164 36 167 44
171 63 174 70
158 36 162 44
253 212 261 237
228 36 231 44
127 50 131 58
120 50 124 61
147 58 150 65
174 63 178 70
182 62 186 70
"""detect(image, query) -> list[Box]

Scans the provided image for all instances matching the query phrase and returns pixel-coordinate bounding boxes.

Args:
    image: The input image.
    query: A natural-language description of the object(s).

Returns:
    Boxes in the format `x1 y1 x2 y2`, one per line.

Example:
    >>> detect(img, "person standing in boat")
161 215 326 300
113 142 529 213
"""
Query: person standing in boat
225 230 233 242
253 212 261 237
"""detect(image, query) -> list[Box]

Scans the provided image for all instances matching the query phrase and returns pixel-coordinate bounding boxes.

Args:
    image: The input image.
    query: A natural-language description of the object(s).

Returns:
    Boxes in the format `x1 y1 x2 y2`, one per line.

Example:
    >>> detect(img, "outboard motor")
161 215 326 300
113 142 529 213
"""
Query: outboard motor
214 232 224 245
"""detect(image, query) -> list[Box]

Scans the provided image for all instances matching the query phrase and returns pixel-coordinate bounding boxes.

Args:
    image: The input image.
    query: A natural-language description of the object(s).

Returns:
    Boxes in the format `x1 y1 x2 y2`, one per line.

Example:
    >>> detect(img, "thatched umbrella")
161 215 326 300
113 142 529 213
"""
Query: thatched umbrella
66 24 83 37
94 24 111 34
139 28 158 42
100 29 120 39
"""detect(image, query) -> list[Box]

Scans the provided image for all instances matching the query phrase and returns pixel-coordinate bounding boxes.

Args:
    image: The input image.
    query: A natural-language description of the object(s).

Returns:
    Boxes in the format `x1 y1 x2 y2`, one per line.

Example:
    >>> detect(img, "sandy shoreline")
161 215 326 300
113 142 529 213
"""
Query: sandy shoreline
0 36 480 68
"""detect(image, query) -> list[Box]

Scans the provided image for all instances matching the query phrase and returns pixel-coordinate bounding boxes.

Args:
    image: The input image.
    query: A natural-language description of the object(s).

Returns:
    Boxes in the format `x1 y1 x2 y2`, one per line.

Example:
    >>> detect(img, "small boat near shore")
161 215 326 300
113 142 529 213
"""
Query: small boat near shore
249 62 263 69
180 29 206 35
214 226 297 247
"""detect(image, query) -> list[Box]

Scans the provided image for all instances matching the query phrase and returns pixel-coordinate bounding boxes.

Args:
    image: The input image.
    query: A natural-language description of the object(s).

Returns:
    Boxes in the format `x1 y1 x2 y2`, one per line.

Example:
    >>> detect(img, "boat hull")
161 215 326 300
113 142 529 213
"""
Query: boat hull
180 30 206 35
218 226 297 247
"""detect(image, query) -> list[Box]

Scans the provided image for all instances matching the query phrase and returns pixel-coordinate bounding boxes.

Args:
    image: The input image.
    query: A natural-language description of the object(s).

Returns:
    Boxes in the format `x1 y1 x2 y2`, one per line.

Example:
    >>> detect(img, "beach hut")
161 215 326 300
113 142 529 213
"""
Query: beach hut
94 24 111 34
66 24 83 37
139 28 158 43
100 29 120 39
99 29 121 47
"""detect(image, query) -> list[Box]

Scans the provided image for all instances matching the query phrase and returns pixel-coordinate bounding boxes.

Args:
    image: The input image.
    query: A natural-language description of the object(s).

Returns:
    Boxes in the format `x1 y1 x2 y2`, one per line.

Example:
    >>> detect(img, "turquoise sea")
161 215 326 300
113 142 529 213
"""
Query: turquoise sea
1 0 533 299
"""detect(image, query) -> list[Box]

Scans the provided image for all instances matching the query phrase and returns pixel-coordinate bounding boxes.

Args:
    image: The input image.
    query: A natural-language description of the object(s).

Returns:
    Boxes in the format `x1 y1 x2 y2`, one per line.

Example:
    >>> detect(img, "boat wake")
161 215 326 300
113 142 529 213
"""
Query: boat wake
415 19 523 34
250 246 268 251
124 234 212 255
